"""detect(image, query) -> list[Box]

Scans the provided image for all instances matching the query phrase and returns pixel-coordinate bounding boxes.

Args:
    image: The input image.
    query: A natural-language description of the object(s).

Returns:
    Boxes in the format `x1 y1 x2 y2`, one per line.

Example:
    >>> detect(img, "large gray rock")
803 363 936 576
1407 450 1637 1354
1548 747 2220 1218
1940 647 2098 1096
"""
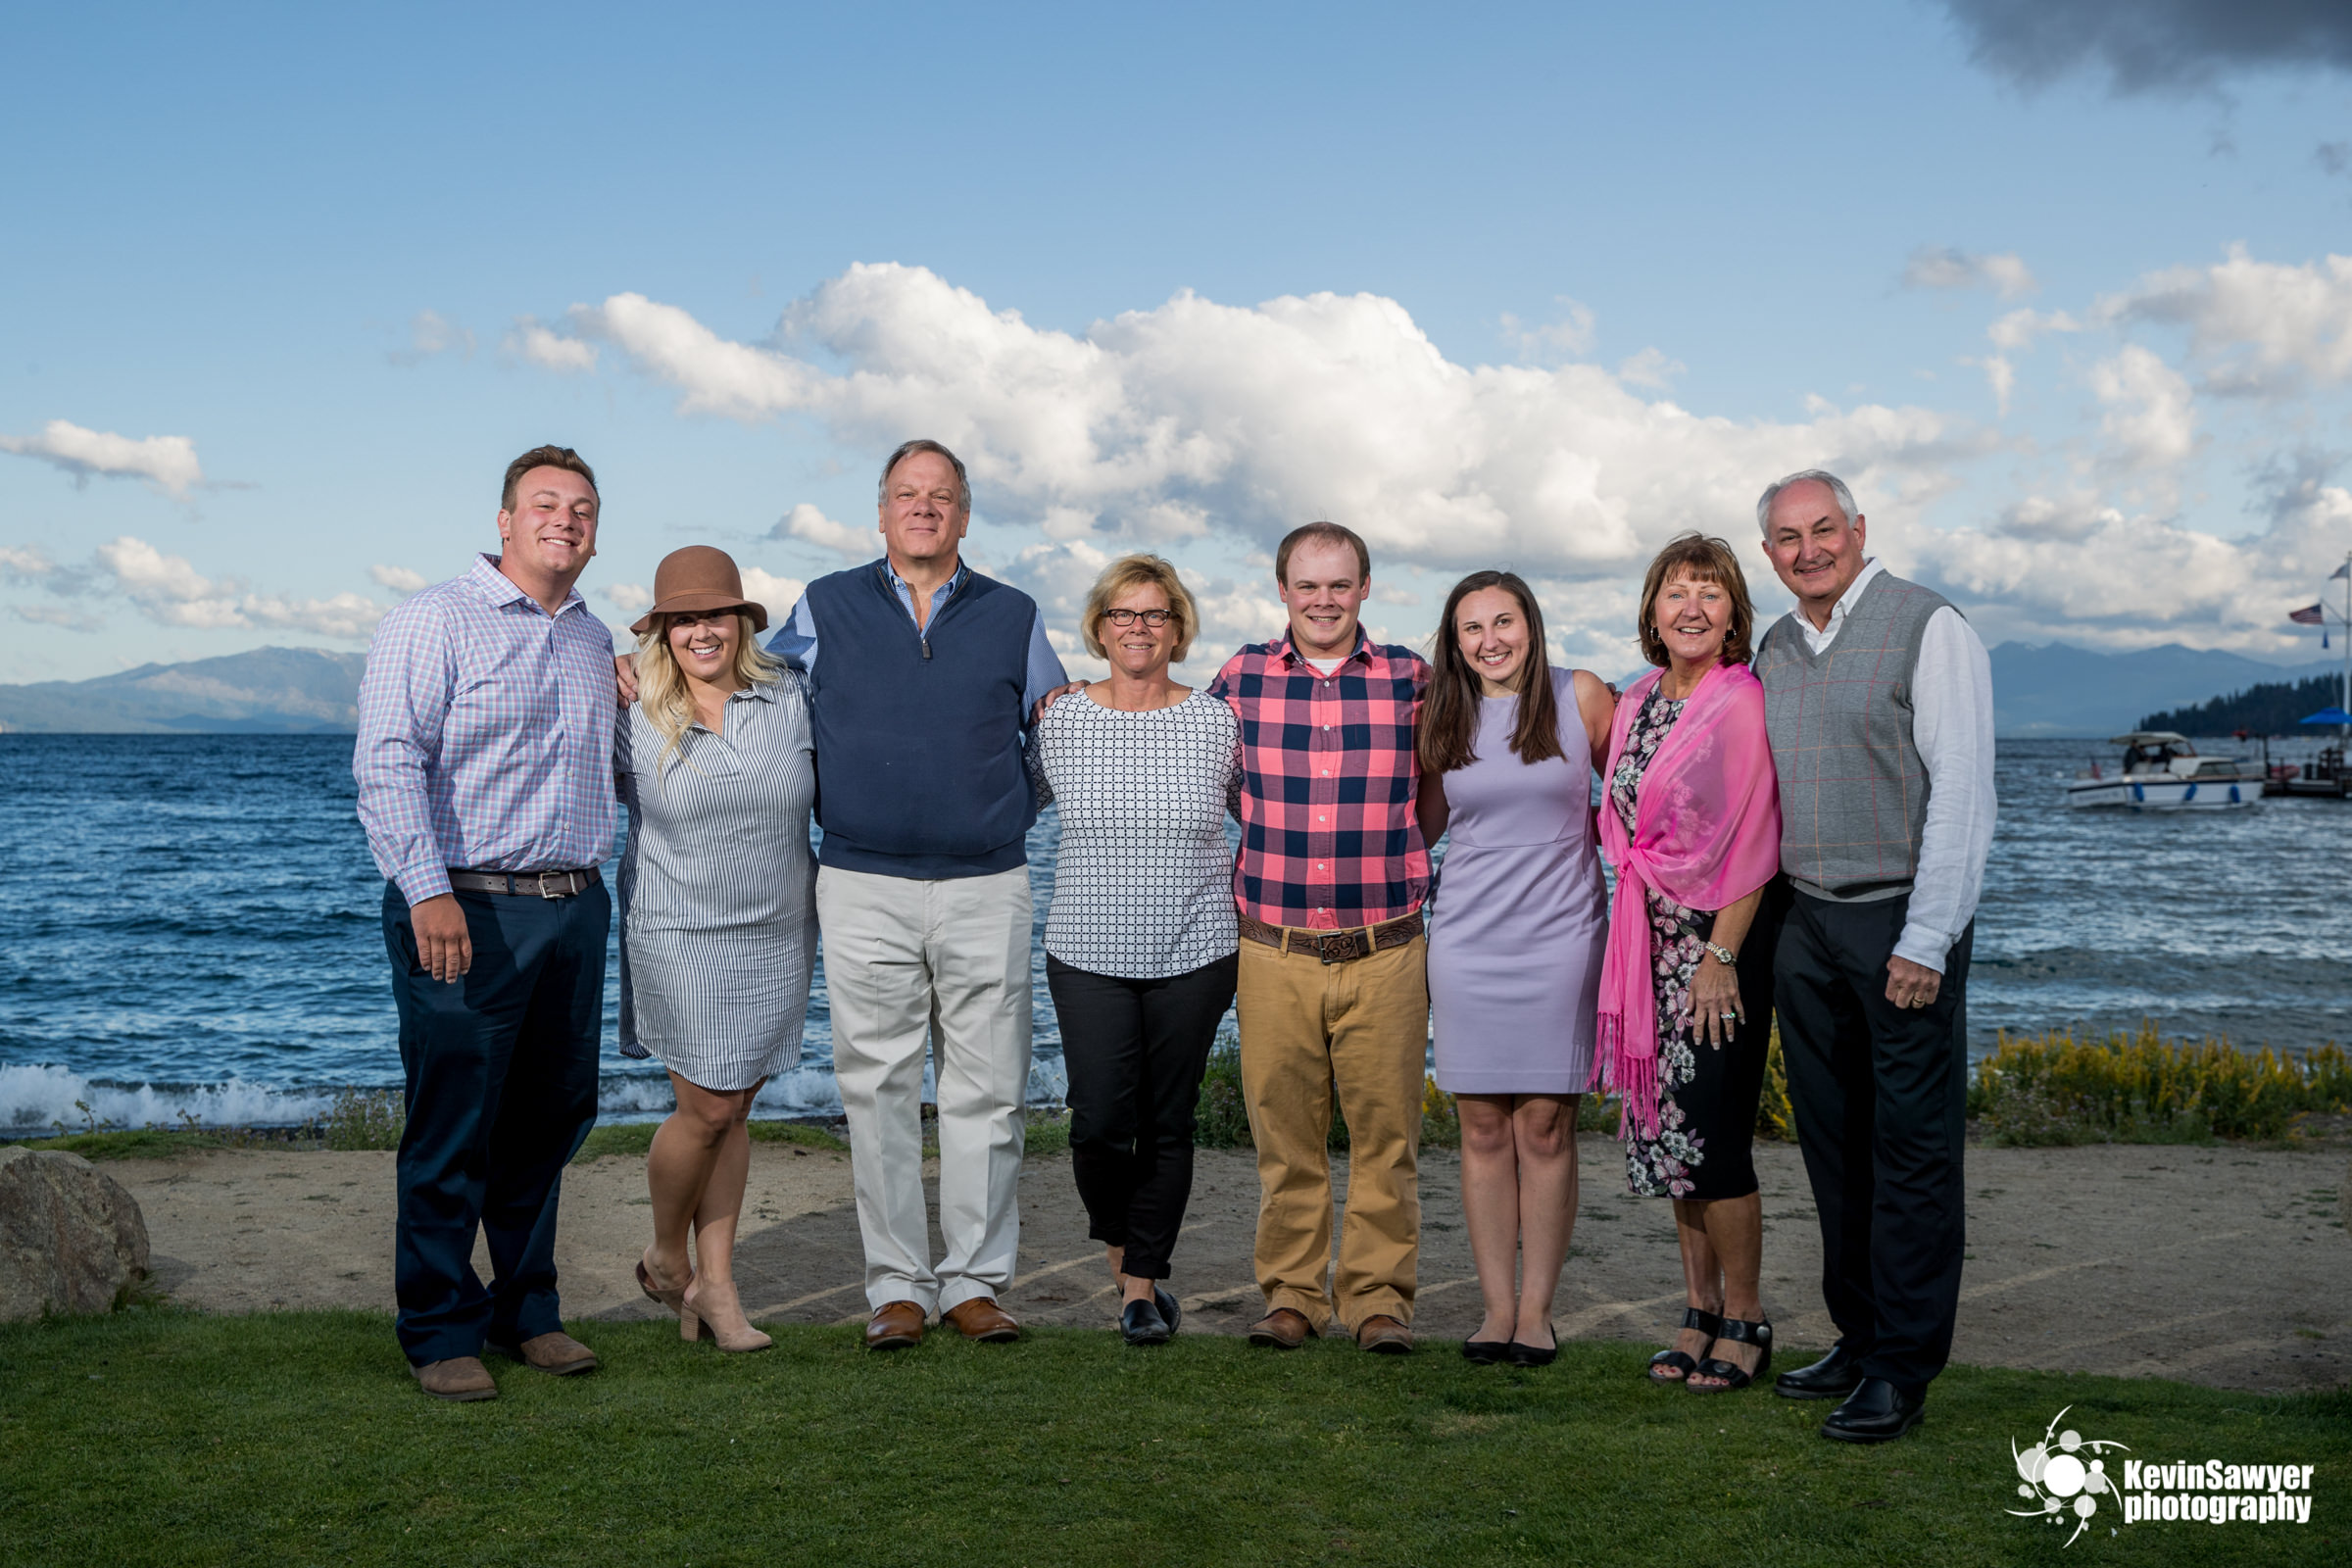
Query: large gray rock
0 1146 151 1320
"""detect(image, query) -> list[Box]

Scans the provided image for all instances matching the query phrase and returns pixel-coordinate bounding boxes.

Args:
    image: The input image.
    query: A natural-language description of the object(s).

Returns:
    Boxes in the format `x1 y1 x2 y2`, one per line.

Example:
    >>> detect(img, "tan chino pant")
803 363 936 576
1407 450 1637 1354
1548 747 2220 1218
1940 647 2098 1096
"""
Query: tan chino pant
1236 930 1429 1335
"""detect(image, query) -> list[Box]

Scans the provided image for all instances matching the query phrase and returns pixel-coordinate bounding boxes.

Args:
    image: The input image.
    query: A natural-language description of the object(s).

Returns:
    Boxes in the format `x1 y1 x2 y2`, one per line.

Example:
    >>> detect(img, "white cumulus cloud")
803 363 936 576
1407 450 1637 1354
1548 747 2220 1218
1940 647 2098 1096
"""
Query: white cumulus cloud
554 263 1980 581
0 419 207 500
771 502 873 559
507 317 599 373
12 536 390 639
2096 245 2352 396
602 582 654 614
369 564 428 596
739 567 807 625
2088 344 2199 474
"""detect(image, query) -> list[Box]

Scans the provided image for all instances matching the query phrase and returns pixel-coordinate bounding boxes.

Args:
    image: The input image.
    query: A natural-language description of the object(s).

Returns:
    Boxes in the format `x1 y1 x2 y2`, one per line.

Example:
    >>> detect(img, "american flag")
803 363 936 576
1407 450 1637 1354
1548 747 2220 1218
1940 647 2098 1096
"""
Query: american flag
2289 604 2326 625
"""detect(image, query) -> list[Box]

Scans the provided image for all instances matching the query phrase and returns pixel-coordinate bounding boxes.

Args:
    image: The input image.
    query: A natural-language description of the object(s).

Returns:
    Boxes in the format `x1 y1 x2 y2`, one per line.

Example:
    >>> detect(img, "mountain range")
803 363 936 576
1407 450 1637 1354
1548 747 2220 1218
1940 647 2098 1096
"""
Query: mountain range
0 647 367 733
0 641 2340 737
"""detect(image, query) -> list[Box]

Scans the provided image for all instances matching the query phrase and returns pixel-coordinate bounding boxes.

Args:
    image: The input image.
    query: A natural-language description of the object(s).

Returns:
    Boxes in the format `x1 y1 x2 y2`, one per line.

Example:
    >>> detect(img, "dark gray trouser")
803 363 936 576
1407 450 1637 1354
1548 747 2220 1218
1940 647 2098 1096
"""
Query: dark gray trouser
1775 888 1972 1395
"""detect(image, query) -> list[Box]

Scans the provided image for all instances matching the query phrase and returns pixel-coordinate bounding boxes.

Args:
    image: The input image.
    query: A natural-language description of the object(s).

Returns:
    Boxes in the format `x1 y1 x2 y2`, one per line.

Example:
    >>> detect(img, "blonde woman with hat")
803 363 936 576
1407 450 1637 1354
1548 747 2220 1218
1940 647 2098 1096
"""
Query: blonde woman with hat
617 545 816 1353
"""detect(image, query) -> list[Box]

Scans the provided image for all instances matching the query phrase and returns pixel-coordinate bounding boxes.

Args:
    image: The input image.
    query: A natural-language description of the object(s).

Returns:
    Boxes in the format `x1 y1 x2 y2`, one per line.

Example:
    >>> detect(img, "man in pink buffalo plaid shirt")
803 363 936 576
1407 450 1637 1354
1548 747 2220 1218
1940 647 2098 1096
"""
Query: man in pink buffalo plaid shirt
1206 521 1433 1355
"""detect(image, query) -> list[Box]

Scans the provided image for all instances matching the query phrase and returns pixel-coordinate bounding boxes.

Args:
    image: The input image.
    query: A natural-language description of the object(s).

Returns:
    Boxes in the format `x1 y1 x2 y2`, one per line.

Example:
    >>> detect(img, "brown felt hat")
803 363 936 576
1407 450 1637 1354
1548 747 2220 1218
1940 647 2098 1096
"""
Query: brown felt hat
629 545 768 636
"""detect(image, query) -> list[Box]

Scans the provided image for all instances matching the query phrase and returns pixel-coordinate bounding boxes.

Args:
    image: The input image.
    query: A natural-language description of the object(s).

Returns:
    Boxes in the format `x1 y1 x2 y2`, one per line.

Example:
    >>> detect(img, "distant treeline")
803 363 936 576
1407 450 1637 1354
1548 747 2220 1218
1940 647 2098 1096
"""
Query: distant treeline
2139 673 2345 735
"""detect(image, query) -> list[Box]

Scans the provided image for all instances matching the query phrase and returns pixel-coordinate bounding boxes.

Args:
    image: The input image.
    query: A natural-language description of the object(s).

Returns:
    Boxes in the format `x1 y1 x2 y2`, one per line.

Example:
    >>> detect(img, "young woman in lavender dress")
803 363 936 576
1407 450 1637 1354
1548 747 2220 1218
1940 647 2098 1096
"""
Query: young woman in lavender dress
1416 570 1615 1367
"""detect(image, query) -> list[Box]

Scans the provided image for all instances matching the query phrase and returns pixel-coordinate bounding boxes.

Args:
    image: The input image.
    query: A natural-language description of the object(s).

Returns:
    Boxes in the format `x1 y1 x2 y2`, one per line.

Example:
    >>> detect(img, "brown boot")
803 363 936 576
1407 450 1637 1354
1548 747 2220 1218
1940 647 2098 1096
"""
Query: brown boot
1355 1315 1414 1355
941 1297 1022 1343
490 1332 600 1375
413 1356 498 1401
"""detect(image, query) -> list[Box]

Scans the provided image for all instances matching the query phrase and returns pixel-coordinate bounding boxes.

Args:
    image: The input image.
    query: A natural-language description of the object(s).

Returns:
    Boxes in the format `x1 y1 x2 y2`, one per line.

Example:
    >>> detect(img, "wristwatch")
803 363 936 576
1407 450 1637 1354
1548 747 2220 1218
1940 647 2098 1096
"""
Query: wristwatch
1701 939 1737 968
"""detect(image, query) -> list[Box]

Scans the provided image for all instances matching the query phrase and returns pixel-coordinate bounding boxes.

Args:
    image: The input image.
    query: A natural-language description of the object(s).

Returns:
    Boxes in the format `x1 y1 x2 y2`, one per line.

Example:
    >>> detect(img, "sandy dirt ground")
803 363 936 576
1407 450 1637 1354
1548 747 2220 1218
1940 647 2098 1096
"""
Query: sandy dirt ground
114 1136 2350 1392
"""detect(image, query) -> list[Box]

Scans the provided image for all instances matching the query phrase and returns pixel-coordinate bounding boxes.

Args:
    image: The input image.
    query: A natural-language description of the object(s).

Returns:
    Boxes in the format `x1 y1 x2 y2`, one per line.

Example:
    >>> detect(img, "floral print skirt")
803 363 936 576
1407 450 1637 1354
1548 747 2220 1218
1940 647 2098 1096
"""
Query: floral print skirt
1620 887 1778 1200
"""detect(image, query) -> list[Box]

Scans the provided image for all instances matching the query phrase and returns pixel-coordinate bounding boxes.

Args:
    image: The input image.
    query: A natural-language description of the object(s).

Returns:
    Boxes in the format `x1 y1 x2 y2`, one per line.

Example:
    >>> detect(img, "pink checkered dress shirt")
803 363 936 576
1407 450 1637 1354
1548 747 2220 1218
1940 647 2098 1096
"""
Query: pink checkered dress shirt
1206 629 1432 931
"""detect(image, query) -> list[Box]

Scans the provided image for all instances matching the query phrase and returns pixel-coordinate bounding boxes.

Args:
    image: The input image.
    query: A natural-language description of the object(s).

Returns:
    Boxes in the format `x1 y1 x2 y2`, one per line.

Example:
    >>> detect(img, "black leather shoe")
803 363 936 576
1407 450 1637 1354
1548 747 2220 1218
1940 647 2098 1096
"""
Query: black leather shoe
1120 1297 1171 1346
1153 1285 1182 1338
1819 1377 1925 1444
1461 1338 1510 1365
1774 1344 1865 1401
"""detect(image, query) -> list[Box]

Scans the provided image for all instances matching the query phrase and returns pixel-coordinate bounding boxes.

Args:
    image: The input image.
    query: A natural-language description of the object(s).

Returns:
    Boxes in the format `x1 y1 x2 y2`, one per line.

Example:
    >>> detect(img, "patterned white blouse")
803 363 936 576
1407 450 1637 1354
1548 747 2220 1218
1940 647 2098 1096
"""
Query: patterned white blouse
1033 688 1241 979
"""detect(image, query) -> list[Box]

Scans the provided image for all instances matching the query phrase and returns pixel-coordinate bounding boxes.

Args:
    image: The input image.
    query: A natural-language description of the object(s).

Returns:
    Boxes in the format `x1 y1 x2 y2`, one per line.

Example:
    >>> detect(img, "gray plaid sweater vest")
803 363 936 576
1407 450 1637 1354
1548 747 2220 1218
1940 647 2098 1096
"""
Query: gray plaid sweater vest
1753 570 1954 904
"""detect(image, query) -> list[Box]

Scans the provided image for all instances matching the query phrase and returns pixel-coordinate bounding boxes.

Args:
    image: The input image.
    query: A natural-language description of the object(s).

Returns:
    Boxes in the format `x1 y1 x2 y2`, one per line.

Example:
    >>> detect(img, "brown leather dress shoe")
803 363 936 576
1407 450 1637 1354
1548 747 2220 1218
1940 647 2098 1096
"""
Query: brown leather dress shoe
941 1297 1022 1343
1355 1315 1414 1355
864 1300 927 1350
489 1332 600 1375
413 1356 498 1401
1247 1307 1315 1349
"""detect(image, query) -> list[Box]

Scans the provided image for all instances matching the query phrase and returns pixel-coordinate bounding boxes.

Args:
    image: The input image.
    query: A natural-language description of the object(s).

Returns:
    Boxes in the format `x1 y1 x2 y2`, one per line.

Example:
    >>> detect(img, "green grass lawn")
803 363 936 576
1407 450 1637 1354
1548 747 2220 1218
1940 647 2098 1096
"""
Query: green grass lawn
1 1311 2341 1567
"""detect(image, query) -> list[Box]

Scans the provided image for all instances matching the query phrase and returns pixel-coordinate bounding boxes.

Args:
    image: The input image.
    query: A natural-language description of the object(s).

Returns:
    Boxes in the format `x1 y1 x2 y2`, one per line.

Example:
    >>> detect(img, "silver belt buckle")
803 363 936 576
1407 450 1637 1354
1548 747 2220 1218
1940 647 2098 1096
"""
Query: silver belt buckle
536 870 572 900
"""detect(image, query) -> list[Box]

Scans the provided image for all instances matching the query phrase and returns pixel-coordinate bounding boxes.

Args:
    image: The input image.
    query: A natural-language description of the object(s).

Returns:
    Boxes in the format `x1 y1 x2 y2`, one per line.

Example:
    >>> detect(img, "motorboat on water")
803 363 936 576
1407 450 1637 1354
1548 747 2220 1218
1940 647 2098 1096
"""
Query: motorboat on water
2060 732 2264 810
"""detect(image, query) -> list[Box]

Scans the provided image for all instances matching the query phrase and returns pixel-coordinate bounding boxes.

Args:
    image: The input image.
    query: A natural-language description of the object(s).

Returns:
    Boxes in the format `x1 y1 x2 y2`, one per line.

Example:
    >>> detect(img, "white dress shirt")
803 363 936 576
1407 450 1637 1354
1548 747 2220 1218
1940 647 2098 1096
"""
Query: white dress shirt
1798 559 1997 973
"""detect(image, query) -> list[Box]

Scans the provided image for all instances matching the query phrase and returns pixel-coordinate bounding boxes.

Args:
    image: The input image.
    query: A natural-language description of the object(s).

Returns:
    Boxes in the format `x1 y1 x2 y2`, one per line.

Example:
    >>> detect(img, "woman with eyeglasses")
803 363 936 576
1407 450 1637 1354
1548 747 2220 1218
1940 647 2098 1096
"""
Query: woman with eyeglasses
1031 554 1241 1346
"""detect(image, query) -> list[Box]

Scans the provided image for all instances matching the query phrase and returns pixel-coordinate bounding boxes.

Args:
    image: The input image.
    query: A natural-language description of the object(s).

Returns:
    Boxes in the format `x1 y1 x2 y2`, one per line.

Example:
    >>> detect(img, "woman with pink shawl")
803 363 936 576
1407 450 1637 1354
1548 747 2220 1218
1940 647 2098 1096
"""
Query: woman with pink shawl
1597 532 1786 1394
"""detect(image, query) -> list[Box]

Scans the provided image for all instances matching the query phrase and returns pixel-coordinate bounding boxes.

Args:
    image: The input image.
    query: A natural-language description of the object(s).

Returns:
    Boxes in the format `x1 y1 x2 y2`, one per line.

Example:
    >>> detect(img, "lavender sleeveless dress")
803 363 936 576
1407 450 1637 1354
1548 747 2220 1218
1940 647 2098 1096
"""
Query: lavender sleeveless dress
1428 667 1608 1094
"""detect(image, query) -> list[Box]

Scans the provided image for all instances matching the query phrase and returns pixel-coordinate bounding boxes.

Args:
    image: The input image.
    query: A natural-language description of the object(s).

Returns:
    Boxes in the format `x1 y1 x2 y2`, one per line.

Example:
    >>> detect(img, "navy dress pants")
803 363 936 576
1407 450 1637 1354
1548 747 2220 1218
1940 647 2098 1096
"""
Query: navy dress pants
1774 889 1973 1396
383 882 607 1366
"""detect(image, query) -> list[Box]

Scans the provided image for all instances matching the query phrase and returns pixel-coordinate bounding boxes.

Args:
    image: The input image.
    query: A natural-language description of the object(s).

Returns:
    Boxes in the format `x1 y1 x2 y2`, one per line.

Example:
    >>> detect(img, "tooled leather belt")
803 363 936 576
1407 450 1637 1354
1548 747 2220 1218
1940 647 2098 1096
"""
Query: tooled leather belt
448 867 602 899
1238 909 1423 964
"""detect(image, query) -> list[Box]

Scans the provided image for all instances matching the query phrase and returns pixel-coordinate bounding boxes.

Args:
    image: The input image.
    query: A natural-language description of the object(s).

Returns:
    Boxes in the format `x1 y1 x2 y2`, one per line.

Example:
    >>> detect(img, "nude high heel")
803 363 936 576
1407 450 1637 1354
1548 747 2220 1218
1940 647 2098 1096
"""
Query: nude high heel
637 1249 691 1316
681 1278 772 1353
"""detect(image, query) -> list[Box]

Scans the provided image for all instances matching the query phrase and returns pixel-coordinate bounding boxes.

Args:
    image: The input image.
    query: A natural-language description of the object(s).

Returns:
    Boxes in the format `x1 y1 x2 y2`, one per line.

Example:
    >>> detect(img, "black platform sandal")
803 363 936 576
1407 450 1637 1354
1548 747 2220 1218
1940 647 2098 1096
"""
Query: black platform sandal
1688 1316 1773 1394
1646 1307 1723 1385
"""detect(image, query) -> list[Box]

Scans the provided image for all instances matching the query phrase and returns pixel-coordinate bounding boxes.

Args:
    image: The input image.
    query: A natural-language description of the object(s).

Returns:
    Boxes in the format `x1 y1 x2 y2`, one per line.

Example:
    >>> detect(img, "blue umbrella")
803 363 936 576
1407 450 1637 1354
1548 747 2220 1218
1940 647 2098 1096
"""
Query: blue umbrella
2299 708 2352 725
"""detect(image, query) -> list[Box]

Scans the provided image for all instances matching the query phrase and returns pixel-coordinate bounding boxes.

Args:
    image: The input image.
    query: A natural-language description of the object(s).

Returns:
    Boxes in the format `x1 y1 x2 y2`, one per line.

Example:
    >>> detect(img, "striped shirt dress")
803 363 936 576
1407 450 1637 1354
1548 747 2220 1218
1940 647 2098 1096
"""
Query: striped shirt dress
615 675 818 1092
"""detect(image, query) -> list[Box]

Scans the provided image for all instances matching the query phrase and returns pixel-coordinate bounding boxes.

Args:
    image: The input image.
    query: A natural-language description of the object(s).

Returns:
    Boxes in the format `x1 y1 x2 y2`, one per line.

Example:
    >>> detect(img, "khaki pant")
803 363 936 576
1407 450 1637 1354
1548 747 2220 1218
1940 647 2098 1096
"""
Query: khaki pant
816 864 1033 1316
1236 930 1428 1334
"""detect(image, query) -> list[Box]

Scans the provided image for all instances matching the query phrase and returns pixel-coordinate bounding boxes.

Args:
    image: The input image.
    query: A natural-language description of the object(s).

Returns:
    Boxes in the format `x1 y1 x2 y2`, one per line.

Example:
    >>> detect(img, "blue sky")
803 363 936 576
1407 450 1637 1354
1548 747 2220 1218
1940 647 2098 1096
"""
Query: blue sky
4 0 2352 682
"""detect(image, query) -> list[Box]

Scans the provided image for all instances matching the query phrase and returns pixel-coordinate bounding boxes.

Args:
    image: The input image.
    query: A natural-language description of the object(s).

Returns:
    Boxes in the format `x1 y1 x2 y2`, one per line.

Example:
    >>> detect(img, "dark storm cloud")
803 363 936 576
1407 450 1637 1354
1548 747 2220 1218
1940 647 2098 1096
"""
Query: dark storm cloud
1941 0 2352 93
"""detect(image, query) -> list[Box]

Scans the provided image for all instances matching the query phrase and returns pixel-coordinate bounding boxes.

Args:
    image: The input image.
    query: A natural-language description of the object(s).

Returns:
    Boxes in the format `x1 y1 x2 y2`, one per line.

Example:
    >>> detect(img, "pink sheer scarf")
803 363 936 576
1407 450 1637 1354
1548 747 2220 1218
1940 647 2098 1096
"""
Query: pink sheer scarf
1595 661 1781 1140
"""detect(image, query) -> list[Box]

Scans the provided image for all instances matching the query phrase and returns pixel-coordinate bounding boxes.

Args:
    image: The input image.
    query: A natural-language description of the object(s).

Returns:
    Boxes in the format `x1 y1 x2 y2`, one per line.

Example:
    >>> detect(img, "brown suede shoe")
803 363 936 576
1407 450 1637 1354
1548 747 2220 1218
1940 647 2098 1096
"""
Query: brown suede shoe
941 1297 1022 1343
490 1332 599 1375
864 1300 927 1350
1247 1307 1316 1350
1355 1315 1414 1355
413 1356 498 1401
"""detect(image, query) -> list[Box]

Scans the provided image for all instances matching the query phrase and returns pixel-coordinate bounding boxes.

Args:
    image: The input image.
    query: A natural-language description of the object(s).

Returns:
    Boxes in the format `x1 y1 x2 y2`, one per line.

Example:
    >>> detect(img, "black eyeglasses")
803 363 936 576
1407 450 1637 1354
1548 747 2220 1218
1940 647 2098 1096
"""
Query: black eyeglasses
1102 609 1172 627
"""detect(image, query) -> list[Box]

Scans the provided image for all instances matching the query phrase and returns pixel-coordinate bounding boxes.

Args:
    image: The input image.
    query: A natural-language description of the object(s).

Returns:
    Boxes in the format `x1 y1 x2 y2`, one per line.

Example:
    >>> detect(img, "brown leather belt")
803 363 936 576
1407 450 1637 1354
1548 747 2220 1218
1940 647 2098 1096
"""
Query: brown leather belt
1239 909 1423 965
449 867 602 899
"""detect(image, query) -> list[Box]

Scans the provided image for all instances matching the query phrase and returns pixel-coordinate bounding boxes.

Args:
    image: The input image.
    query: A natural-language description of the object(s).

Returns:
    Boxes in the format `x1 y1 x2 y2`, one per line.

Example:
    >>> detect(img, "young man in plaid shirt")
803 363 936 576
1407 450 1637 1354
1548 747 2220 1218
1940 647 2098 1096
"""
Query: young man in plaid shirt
1207 521 1433 1354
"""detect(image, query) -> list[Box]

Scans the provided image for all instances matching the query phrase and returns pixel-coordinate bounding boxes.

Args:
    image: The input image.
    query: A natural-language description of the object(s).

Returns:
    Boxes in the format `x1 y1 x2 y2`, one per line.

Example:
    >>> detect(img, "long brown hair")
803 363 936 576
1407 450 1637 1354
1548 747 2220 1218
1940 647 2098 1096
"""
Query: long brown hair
1419 570 1563 774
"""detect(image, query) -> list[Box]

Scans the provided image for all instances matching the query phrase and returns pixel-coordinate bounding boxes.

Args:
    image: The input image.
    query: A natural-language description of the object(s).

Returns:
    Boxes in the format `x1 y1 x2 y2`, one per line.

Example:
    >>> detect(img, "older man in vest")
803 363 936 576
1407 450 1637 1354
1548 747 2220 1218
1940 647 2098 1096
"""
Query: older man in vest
1751 469 1995 1443
769 439 1067 1351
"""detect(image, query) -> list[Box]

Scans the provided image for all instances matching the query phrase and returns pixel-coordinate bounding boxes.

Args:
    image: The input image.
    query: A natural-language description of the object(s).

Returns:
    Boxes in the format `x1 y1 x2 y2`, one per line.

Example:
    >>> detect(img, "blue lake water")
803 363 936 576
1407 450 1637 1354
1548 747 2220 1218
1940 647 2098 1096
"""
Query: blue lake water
1 733 2344 1131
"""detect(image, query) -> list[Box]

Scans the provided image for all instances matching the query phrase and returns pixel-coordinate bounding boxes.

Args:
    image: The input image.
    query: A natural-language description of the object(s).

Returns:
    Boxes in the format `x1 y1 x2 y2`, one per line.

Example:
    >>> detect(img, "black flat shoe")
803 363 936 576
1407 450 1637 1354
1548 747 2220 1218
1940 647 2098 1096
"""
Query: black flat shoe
1119 1298 1171 1346
1774 1343 1865 1401
1461 1338 1510 1365
1647 1306 1723 1385
1506 1326 1558 1367
1153 1285 1182 1338
1819 1377 1925 1444
1688 1316 1771 1394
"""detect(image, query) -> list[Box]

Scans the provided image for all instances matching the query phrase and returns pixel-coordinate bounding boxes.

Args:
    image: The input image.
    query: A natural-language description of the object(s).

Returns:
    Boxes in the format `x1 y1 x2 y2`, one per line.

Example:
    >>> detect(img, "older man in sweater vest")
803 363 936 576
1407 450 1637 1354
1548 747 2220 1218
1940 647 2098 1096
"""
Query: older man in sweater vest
1751 470 1995 1443
768 440 1067 1350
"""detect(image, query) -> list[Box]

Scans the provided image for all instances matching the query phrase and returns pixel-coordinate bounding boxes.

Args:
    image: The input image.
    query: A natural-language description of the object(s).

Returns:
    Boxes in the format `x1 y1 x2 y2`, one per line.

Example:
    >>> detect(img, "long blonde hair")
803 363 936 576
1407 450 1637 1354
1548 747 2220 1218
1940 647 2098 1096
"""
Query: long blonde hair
635 612 783 777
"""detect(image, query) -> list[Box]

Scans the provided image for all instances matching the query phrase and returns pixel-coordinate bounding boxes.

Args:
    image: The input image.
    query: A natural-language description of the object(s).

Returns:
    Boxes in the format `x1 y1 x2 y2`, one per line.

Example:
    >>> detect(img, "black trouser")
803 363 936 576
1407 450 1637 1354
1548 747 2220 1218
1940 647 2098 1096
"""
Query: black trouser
1774 889 1972 1396
1046 953 1239 1280
383 881 607 1366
